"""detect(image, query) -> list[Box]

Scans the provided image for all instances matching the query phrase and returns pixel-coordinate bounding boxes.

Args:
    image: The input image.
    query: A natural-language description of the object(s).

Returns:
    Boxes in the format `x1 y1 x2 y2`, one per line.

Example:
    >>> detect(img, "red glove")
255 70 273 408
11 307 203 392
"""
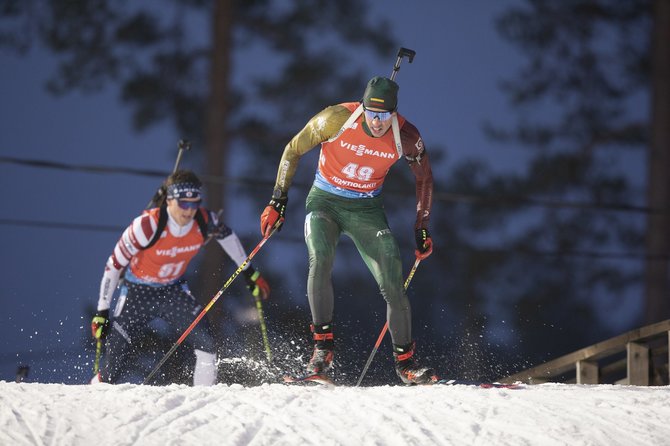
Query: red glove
260 195 287 237
414 228 433 260
243 267 271 300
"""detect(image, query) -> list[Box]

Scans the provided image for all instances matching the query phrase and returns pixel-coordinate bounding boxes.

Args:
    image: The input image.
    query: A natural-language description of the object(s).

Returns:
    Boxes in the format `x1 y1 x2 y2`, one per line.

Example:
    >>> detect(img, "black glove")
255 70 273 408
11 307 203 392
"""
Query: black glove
91 310 110 340
260 194 288 237
414 228 433 260
208 209 232 240
243 266 271 300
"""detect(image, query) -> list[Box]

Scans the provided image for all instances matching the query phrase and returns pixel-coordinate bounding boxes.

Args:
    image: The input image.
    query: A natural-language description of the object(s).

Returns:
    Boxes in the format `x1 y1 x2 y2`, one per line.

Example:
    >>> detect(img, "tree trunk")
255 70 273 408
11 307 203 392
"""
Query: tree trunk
199 0 233 344
645 0 670 323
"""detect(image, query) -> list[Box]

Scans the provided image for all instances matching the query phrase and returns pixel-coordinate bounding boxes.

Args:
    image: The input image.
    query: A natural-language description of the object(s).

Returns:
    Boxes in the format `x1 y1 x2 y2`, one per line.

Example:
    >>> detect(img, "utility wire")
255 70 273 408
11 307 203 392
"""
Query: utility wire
432 190 664 215
2 155 667 261
0 154 169 179
2 154 667 215
0 218 664 261
0 218 124 233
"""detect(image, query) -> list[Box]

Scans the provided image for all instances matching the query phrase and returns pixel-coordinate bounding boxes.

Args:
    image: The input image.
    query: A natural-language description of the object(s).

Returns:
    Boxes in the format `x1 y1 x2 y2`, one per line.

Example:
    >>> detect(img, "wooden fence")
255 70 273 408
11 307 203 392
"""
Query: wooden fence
500 319 670 385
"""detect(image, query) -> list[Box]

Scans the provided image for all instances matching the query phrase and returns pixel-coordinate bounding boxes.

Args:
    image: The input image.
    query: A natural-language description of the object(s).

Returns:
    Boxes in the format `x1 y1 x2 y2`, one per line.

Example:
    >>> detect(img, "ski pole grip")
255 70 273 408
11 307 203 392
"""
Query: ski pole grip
391 47 416 81
173 139 192 174
398 47 416 63
177 139 192 152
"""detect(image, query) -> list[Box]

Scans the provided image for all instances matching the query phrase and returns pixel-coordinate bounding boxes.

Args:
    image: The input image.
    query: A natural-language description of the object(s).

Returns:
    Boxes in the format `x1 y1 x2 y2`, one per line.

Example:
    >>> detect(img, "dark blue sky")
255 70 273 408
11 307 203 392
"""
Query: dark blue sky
2 1 604 383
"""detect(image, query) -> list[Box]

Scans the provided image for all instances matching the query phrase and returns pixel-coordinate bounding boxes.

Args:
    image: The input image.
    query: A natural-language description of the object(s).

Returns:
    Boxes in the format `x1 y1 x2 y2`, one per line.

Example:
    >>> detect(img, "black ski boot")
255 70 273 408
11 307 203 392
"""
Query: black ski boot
306 323 334 375
393 342 435 384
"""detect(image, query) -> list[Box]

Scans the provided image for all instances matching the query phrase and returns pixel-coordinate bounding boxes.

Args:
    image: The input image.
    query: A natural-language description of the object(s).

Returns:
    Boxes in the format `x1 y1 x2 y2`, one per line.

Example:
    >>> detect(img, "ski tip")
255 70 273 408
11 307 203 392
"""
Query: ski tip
282 374 335 386
433 378 523 389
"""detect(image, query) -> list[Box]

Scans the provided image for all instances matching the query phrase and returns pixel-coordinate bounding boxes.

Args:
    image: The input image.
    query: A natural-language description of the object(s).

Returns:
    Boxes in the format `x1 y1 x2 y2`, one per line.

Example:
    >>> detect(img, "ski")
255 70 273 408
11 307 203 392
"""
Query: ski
282 373 335 386
281 374 520 389
433 379 522 389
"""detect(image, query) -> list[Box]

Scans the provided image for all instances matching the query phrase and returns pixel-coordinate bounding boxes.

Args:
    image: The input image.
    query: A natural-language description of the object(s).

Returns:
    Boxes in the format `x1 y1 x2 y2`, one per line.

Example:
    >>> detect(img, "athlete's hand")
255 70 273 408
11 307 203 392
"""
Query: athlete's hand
208 209 232 240
243 267 271 300
260 195 288 237
91 310 110 340
414 228 433 260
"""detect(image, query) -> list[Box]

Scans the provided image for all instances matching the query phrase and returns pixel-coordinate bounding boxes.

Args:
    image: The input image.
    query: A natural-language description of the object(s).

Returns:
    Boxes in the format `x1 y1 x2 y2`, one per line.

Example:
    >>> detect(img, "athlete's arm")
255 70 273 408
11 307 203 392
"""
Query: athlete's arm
273 105 351 195
207 210 252 268
208 210 269 297
97 213 157 311
400 121 434 230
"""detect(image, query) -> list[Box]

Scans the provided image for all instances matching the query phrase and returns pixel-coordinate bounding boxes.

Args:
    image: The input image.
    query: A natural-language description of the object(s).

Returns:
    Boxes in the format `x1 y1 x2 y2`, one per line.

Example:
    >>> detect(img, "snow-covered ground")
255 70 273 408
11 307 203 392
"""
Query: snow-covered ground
1 380 668 446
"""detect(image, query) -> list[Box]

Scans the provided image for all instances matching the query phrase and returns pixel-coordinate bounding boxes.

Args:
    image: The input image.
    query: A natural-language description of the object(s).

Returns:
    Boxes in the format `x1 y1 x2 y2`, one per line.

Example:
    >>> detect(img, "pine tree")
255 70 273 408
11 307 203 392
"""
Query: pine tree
448 0 667 371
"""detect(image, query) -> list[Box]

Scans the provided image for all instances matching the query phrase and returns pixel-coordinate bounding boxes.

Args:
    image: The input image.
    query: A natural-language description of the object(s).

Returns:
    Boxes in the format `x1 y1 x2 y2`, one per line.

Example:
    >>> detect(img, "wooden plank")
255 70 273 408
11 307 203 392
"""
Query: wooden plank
576 360 599 384
501 319 670 384
600 357 626 376
627 342 649 386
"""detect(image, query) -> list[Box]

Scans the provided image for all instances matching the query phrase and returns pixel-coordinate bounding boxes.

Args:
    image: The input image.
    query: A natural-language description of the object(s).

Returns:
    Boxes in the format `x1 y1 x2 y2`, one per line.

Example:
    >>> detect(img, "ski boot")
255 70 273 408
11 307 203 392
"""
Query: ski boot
393 342 435 385
306 323 334 375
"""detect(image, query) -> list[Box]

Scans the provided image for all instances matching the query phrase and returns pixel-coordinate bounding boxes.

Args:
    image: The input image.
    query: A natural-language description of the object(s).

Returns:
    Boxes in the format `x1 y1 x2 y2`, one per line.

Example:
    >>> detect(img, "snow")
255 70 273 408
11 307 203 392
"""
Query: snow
2 380 669 446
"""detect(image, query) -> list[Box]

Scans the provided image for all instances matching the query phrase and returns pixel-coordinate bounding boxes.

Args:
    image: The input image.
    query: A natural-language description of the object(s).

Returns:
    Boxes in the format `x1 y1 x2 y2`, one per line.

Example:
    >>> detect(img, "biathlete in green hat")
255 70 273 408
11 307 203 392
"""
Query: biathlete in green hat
260 76 435 384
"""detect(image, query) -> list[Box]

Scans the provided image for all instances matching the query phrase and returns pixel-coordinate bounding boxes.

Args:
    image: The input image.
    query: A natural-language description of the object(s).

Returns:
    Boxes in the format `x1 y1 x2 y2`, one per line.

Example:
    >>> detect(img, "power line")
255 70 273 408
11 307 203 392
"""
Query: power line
2 157 667 260
432 191 663 215
0 217 663 261
0 154 169 179
0 154 244 186
2 154 666 215
0 218 124 233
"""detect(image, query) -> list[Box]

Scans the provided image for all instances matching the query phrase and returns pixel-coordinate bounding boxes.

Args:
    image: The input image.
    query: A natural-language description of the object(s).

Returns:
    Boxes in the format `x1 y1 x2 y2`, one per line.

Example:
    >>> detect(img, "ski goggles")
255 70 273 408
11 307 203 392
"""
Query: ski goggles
176 199 201 210
363 107 393 122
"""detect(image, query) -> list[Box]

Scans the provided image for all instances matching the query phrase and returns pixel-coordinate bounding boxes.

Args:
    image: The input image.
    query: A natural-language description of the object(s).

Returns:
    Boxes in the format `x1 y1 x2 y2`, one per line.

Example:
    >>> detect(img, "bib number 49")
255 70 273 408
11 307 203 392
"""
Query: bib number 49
342 163 374 181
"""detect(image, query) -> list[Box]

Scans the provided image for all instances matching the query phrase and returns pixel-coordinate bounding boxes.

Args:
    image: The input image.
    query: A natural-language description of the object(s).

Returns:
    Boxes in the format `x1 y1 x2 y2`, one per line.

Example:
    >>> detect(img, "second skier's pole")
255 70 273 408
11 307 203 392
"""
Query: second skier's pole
355 257 421 387
254 294 273 362
93 339 102 375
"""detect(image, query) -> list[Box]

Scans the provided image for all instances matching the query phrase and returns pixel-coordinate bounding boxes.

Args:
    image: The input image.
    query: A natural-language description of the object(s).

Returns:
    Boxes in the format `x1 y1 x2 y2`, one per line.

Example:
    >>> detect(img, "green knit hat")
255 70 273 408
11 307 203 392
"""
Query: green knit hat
362 76 399 111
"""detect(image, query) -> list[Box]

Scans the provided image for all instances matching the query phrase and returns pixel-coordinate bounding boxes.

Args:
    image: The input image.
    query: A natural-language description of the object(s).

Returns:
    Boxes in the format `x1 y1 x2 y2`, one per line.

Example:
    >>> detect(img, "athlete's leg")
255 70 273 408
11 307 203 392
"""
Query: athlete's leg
161 282 218 386
356 234 412 345
193 349 217 386
347 213 434 383
99 283 153 383
343 202 412 346
304 206 341 326
302 188 342 375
